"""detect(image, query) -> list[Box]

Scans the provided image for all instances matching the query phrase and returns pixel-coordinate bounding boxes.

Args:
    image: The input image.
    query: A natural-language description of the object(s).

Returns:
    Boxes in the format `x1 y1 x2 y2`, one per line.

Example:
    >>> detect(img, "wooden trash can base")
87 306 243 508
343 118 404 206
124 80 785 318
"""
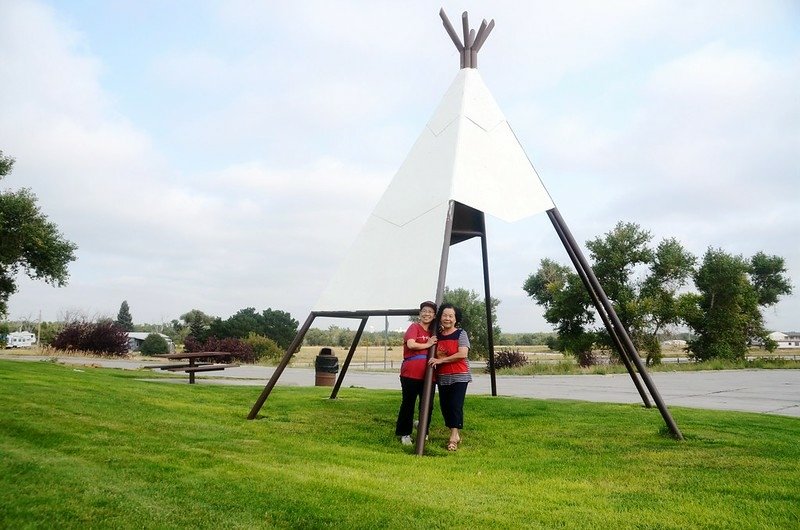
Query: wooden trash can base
315 371 336 386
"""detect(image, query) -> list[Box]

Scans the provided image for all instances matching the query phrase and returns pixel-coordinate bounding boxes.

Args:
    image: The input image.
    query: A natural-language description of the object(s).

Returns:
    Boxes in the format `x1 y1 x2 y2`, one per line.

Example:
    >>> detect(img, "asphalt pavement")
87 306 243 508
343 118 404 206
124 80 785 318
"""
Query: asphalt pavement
2 354 799 418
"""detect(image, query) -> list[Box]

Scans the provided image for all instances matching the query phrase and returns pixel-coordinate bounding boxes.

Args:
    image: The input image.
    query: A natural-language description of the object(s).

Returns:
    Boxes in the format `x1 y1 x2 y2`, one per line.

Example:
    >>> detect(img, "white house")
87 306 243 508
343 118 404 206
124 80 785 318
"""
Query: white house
5 331 37 348
767 331 800 349
126 332 175 353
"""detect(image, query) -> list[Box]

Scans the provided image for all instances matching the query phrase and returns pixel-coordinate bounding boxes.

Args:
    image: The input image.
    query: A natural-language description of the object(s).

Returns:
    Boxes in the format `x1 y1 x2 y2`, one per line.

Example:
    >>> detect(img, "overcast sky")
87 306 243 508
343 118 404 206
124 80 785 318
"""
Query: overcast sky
1 0 798 333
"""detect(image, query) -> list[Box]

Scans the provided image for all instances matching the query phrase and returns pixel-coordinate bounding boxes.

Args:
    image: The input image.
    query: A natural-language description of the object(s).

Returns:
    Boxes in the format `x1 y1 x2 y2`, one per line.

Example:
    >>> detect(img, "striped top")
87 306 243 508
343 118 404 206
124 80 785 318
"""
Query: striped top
436 328 472 386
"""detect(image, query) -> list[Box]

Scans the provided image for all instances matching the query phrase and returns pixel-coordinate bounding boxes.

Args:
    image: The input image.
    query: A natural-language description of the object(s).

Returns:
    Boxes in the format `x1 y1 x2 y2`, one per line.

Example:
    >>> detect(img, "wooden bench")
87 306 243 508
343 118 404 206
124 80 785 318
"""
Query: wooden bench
167 364 239 373
143 362 213 370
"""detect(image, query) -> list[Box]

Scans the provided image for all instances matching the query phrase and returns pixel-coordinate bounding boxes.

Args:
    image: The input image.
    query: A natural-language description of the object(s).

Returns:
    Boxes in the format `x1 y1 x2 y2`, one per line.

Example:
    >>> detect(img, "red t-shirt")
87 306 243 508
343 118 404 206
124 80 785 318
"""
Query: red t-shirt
400 322 432 380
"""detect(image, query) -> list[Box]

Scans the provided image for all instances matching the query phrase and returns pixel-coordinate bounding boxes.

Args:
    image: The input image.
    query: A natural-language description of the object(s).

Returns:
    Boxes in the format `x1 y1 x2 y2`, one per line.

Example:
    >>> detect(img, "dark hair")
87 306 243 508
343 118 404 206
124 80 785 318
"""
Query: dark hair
419 300 437 313
436 303 462 325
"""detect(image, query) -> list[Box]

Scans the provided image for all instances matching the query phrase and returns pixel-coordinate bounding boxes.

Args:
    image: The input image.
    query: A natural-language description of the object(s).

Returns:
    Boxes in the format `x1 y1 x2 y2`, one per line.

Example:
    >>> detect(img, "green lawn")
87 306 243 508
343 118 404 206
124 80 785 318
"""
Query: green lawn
1 360 798 529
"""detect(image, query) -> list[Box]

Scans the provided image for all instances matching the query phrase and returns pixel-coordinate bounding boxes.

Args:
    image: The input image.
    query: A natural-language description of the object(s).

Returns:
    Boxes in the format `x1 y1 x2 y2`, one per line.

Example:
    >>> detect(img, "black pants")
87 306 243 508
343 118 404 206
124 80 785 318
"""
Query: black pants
395 376 434 436
438 381 468 429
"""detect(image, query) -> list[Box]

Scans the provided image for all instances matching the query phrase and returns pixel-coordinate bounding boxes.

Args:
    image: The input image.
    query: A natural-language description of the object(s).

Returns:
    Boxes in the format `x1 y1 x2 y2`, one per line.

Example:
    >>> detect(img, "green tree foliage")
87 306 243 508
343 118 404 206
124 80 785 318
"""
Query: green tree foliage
182 309 214 343
524 222 695 365
244 332 283 362
523 258 596 364
749 252 793 306
337 328 356 349
139 333 169 356
116 300 134 331
442 286 501 360
680 248 792 361
0 321 9 347
207 307 299 349
261 308 300 349
0 151 77 317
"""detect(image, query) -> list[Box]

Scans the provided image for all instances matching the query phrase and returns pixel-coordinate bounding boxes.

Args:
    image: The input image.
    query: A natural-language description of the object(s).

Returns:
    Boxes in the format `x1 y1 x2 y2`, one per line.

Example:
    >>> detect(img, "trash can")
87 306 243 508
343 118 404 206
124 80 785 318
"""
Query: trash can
314 347 339 386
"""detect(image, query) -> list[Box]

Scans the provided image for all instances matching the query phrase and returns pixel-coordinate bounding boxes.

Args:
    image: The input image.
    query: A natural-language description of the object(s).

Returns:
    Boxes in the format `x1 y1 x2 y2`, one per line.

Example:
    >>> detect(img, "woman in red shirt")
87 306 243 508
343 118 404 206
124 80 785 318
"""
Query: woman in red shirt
428 303 472 451
394 301 438 445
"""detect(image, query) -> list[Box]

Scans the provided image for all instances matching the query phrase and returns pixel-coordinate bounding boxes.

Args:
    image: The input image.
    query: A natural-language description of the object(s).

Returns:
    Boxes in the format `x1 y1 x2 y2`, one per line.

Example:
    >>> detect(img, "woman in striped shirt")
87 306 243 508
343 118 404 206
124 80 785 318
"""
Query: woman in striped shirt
428 303 472 451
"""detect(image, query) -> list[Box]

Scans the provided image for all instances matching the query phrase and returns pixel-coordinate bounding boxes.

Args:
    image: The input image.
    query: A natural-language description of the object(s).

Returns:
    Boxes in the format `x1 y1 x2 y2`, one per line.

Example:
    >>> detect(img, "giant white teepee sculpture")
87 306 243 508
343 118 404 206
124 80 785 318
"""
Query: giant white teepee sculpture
249 9 683 447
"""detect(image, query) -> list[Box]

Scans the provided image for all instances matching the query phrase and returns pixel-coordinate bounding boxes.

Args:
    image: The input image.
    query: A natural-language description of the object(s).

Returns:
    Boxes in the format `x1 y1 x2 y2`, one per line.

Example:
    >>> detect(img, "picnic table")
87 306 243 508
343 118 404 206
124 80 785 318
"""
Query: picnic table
145 351 239 384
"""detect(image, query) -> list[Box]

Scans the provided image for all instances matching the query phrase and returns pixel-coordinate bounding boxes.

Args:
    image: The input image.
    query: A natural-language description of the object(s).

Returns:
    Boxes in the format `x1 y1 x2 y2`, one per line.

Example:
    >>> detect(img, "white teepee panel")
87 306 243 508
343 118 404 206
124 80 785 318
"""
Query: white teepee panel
452 118 554 221
448 69 554 222
313 68 553 311
370 125 457 227
313 202 449 311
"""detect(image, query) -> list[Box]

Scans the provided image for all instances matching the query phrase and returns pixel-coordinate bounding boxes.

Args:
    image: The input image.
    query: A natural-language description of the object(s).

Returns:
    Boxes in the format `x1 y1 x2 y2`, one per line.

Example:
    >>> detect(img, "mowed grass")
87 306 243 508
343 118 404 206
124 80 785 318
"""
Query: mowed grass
1 360 798 529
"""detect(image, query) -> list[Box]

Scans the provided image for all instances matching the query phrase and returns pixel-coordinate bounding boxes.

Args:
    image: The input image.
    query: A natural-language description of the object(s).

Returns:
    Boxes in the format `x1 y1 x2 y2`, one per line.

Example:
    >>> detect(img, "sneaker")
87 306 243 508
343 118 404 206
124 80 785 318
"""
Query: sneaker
400 435 412 446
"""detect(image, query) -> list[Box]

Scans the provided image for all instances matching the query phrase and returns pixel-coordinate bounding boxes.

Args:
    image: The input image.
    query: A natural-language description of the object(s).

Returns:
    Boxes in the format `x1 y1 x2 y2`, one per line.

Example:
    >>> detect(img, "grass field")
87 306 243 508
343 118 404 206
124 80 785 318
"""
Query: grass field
1 359 799 529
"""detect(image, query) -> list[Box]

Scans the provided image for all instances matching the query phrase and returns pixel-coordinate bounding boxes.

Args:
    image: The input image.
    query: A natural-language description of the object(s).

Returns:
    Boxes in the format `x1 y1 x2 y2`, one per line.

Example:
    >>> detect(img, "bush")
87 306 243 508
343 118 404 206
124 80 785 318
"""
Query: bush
51 320 129 356
244 332 283 363
487 349 529 372
184 336 254 363
140 333 170 356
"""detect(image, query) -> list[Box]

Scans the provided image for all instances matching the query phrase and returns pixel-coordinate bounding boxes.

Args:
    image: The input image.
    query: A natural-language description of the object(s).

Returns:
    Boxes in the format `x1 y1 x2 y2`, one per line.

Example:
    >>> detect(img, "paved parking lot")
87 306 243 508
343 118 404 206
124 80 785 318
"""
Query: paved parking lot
3 354 799 417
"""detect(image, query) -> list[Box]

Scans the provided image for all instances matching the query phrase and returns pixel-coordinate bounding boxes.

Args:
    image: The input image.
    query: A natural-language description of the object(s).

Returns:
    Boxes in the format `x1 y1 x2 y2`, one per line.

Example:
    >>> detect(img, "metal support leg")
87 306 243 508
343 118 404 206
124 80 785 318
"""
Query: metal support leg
247 313 316 420
548 210 652 408
416 201 455 456
330 318 368 399
479 215 497 396
549 208 683 439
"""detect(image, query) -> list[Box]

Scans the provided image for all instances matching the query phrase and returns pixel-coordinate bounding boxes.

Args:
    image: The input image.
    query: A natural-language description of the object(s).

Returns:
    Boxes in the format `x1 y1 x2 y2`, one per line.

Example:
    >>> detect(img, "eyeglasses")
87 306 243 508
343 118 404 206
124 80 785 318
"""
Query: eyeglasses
419 309 435 315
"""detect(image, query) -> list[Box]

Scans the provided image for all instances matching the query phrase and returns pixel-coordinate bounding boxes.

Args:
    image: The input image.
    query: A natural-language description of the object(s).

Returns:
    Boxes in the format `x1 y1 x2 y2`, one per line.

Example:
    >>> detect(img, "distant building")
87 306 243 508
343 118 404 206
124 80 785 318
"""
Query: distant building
661 339 687 348
767 331 800 349
126 332 175 353
5 331 37 348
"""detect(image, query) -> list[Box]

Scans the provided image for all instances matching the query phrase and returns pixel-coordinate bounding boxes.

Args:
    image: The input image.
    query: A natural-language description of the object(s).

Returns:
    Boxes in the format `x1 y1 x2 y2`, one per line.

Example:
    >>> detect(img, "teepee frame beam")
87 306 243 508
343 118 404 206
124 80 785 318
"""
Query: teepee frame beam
548 208 683 440
330 317 368 399
440 9 494 69
416 200 456 455
248 309 417 419
248 312 316 419
548 209 652 408
478 213 498 396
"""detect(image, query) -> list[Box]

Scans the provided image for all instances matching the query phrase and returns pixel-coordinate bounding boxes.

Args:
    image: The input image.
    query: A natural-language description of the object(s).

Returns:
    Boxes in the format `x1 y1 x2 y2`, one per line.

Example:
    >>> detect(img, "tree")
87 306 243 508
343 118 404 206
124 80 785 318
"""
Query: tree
749 252 793 307
139 333 169 356
523 222 695 365
442 286 500 360
116 300 134 331
680 248 792 362
182 309 214 343
0 151 77 317
261 308 299 349
636 238 697 363
244 332 283 362
523 258 596 364
206 307 299 349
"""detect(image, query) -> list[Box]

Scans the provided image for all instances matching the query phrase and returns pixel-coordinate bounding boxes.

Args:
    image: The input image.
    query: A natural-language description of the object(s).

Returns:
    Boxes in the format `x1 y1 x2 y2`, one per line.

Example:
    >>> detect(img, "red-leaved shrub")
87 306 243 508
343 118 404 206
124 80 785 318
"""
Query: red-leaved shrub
183 336 254 363
52 320 129 356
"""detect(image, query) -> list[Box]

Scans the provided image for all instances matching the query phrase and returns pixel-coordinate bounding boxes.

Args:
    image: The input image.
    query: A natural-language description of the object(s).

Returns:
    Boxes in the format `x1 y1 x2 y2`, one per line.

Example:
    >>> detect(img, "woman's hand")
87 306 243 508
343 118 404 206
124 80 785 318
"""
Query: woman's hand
428 357 439 367
427 336 438 347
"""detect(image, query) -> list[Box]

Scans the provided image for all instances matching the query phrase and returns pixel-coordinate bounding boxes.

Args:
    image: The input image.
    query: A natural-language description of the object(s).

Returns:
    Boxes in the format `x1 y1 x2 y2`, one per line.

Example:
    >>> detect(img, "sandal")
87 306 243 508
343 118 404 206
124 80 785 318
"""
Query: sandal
447 440 459 451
